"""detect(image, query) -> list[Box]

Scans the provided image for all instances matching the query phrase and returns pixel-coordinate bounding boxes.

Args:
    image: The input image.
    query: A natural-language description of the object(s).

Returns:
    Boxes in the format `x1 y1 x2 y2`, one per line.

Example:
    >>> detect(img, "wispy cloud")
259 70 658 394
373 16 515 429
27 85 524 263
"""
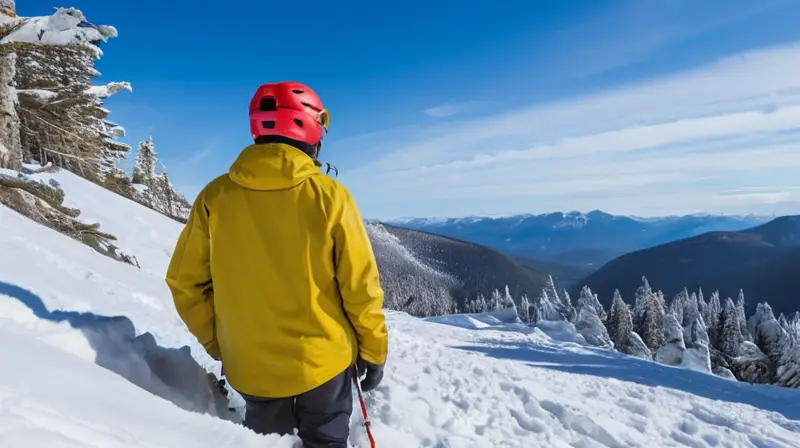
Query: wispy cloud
547 0 789 80
339 42 800 219
424 101 486 118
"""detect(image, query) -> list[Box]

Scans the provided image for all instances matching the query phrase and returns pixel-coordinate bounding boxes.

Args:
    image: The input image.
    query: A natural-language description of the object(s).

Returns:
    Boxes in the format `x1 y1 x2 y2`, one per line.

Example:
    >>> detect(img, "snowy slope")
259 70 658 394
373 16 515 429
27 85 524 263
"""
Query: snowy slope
21 166 183 275
1 168 800 447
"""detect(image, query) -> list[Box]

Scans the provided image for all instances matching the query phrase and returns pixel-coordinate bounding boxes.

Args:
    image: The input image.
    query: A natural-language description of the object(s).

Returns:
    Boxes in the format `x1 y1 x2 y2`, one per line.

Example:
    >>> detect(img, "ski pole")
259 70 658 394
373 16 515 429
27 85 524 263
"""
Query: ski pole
352 366 376 448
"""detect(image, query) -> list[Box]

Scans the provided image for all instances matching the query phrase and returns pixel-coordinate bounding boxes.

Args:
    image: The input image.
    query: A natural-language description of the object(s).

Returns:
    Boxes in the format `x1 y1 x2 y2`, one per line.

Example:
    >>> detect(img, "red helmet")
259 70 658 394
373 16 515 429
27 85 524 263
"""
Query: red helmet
248 81 330 145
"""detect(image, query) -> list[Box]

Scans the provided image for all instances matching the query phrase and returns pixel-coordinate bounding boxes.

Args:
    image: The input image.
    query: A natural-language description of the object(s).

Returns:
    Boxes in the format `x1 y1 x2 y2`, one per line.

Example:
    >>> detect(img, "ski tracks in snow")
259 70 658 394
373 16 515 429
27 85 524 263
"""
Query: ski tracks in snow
358 313 800 448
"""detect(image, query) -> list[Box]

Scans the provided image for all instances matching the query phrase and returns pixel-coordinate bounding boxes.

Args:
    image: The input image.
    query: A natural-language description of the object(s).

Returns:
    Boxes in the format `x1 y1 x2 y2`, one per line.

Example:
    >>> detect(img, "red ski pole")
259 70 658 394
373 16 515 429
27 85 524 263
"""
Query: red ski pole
352 366 376 448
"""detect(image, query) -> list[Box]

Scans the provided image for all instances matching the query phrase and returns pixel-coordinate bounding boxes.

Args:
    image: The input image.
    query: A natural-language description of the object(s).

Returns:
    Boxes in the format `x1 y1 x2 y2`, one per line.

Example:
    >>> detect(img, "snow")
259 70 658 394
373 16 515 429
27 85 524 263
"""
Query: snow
15 89 58 100
1 167 800 446
1 8 117 57
22 167 183 276
85 82 132 99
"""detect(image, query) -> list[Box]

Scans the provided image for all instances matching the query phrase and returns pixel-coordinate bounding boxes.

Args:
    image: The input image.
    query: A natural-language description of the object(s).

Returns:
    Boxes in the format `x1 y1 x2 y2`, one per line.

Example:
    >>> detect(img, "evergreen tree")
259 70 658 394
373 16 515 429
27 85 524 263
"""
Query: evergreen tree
632 276 652 336
697 288 707 320
705 291 722 346
719 298 744 357
490 289 503 311
519 295 531 323
8 8 131 182
608 290 631 348
779 314 791 332
591 289 607 322
544 275 575 321
683 291 702 336
561 289 577 322
641 288 666 352
132 134 156 184
670 288 690 326
736 290 751 342
577 286 593 312
535 285 562 322
748 302 800 388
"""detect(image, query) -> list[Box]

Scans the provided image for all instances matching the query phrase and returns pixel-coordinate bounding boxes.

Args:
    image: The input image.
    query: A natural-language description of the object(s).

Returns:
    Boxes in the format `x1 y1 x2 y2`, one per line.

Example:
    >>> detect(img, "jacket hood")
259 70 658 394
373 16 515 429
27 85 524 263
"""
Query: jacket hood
228 143 320 191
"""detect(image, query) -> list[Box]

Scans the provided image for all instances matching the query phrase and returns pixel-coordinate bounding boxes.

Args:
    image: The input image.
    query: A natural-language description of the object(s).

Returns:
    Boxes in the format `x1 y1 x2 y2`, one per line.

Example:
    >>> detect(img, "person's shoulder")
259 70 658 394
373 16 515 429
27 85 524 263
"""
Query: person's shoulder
309 173 352 198
196 174 231 203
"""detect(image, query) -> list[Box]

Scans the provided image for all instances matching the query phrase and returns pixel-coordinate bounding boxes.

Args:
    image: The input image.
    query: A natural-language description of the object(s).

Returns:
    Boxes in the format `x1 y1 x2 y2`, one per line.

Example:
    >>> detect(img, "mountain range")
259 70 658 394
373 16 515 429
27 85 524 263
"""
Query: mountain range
578 215 800 316
388 211 770 267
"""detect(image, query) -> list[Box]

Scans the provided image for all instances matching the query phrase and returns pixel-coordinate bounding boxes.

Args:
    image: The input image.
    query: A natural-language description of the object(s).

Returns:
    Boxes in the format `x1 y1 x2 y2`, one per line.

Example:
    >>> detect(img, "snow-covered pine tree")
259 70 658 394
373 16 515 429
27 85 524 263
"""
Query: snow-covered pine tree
790 313 800 338
543 276 574 321
605 289 652 360
534 286 561 322
577 285 592 311
575 293 613 349
591 289 607 322
670 288 690 326
718 298 744 357
736 290 751 342
632 276 653 335
751 303 800 388
561 288 577 322
697 288 707 319
705 291 722 346
682 291 702 338
779 314 791 332
503 285 518 320
128 133 191 222
749 303 784 362
132 134 157 185
4 7 132 187
476 293 487 313
519 294 531 323
641 287 666 352
607 290 629 347
490 288 503 311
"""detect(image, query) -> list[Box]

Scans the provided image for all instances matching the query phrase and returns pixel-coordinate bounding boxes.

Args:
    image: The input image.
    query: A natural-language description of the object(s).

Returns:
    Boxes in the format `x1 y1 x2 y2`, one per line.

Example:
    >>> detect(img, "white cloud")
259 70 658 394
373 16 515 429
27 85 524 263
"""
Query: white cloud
339 42 800 219
424 101 485 118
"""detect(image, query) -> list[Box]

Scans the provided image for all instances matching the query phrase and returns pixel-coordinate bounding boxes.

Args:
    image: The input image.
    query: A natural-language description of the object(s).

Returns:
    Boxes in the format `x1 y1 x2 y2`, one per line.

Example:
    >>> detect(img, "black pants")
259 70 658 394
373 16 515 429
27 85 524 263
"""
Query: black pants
240 368 353 447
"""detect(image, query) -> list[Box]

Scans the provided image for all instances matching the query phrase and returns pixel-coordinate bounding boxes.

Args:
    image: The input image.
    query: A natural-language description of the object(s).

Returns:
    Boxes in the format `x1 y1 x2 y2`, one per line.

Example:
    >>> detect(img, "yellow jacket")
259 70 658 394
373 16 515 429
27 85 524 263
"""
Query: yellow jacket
165 143 388 398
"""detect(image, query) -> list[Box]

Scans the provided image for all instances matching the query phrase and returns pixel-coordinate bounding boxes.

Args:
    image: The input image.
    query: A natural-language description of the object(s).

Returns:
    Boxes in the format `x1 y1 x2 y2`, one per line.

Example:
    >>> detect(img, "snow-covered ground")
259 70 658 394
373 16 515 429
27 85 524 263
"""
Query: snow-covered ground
1 168 800 447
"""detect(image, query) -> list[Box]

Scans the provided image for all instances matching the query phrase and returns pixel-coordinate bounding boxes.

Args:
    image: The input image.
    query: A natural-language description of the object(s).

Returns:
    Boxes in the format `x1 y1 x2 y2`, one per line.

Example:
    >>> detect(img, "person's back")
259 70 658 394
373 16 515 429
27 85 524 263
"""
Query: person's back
165 82 388 447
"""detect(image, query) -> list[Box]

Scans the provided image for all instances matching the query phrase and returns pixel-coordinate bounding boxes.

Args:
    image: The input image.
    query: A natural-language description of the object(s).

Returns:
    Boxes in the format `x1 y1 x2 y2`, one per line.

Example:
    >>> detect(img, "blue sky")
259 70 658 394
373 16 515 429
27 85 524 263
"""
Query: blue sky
20 0 800 219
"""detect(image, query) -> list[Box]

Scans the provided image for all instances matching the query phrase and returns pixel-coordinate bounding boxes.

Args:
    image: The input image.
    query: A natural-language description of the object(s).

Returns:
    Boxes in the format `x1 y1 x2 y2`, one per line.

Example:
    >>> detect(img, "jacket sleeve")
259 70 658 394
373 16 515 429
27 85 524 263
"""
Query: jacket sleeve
165 190 220 359
333 188 388 366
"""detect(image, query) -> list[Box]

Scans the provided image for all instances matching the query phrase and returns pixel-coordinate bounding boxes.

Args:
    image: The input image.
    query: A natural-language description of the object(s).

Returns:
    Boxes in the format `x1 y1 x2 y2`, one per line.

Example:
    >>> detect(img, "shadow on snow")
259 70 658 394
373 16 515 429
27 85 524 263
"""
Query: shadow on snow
0 281 235 420
454 337 800 420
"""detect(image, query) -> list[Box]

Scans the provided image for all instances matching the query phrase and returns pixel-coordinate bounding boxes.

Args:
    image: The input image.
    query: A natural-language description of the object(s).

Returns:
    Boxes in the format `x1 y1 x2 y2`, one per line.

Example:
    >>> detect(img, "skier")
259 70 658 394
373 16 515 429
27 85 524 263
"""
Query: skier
165 81 388 447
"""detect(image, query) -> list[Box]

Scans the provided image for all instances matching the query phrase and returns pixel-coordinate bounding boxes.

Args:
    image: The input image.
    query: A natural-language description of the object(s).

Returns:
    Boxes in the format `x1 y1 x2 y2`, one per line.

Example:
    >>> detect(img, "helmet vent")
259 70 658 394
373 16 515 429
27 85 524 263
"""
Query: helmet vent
259 97 277 111
292 89 305 94
293 118 304 127
262 121 275 129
